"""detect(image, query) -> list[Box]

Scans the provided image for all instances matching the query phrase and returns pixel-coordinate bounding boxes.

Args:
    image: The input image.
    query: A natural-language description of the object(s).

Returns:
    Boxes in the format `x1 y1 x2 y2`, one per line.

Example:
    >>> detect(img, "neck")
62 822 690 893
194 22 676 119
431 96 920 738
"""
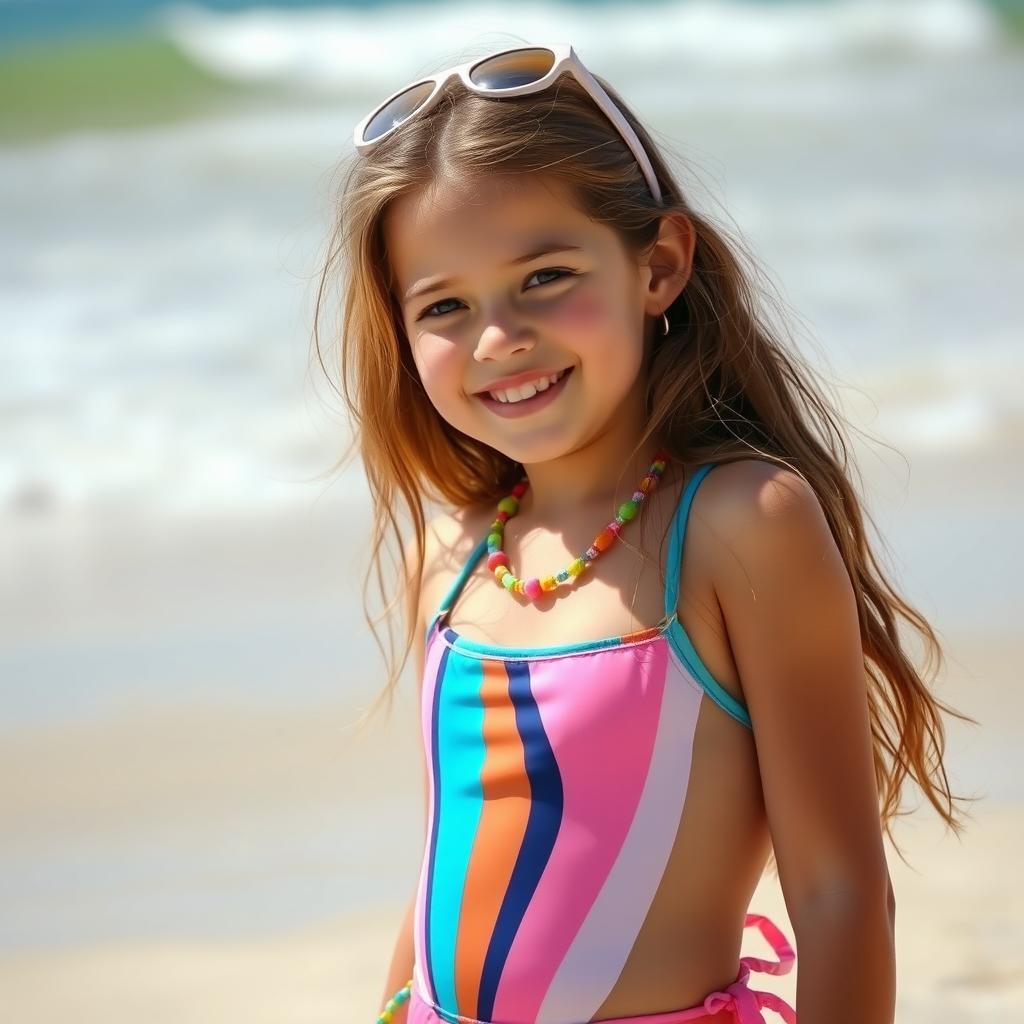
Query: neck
513 416 670 522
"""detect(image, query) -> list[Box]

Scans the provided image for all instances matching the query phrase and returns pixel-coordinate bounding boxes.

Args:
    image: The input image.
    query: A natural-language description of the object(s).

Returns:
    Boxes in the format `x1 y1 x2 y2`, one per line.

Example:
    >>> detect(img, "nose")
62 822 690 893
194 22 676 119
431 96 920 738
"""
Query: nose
474 318 536 362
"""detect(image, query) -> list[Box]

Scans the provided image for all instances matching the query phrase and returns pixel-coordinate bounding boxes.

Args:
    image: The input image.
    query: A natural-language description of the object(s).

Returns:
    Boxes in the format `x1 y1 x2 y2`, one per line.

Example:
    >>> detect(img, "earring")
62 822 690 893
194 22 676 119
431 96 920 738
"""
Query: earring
661 311 670 336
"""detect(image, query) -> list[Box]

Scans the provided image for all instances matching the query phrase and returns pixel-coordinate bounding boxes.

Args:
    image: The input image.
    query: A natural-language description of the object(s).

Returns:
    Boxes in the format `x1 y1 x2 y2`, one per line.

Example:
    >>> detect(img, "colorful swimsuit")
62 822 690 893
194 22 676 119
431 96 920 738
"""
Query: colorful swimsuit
407 462 797 1024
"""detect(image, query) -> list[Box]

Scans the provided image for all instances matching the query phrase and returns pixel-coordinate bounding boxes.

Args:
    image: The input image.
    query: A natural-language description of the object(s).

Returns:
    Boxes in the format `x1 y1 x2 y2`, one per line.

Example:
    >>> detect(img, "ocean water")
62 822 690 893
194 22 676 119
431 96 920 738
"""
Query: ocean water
1 0 1021 954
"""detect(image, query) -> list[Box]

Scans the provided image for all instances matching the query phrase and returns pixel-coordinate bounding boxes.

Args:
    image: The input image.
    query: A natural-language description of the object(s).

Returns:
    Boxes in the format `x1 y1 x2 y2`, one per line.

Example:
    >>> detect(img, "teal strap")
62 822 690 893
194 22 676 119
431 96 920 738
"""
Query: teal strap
663 462 718 620
432 534 489 630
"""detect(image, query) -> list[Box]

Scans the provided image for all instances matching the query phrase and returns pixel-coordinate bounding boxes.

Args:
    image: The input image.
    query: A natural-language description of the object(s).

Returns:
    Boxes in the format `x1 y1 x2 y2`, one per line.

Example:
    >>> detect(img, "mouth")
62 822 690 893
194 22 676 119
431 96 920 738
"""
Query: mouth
476 365 575 418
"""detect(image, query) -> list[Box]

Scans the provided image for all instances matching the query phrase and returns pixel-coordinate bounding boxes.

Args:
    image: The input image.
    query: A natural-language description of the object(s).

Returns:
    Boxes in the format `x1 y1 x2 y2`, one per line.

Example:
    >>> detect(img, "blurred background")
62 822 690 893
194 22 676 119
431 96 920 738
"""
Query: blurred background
1 1 1021 1020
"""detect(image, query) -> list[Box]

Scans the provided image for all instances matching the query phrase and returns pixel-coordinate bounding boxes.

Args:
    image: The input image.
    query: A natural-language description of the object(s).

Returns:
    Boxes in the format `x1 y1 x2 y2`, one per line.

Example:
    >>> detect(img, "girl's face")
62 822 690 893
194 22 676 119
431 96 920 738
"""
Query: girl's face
384 174 654 467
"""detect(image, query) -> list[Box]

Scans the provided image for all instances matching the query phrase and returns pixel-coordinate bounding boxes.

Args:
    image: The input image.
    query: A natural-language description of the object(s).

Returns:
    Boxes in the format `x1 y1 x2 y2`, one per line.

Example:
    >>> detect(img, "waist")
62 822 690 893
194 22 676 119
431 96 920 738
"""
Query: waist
410 913 797 1024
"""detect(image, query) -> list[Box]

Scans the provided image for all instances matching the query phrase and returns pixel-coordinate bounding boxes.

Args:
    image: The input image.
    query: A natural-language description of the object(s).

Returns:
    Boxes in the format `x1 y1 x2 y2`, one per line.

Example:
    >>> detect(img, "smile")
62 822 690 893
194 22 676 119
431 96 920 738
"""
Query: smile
476 366 575 419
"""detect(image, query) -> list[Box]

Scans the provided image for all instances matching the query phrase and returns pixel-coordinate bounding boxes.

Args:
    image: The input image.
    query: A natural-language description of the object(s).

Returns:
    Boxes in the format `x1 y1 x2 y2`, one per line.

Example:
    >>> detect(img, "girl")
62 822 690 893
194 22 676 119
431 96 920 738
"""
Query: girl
317 43 973 1024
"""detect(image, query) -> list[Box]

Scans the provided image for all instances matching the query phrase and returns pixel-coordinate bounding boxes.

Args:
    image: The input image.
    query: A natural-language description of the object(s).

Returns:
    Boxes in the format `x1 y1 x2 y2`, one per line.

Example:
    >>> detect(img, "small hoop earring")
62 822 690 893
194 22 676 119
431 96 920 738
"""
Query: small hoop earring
661 311 670 336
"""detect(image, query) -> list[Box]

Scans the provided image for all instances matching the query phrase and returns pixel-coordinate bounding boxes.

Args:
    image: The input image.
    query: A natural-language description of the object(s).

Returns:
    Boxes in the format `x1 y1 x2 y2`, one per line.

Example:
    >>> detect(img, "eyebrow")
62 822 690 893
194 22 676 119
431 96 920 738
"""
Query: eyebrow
402 242 585 303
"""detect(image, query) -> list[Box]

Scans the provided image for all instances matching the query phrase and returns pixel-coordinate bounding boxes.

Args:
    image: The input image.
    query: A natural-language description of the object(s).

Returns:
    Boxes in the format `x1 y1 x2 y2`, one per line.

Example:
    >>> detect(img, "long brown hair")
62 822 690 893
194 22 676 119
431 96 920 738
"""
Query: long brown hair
311 47 977 866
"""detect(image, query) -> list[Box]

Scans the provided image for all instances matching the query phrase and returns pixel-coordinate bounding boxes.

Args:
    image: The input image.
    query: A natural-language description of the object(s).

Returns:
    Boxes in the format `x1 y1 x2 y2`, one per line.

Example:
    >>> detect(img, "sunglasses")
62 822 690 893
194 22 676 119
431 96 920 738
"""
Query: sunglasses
352 43 663 205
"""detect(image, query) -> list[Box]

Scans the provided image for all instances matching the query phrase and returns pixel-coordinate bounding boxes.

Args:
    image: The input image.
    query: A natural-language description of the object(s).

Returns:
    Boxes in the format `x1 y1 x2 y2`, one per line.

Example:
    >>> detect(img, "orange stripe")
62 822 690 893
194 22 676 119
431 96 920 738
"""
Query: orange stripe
619 624 660 644
453 658 532 1016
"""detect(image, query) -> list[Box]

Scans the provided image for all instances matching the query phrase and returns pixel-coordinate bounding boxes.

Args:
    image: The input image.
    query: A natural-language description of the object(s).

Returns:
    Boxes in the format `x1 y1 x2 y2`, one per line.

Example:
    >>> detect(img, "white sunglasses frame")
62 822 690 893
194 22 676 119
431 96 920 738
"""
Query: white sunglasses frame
352 43 663 205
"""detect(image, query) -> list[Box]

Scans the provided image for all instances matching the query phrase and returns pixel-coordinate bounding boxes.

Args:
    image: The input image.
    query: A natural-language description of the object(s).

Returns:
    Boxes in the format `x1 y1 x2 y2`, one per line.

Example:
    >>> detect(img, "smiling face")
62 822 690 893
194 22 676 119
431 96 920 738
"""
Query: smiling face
384 173 654 468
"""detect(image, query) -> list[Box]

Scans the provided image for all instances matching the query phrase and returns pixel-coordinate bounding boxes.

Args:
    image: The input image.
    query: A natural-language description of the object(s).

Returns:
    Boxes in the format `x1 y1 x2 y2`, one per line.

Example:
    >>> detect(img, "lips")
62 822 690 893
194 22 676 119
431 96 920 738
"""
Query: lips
476 366 572 399
476 365 575 419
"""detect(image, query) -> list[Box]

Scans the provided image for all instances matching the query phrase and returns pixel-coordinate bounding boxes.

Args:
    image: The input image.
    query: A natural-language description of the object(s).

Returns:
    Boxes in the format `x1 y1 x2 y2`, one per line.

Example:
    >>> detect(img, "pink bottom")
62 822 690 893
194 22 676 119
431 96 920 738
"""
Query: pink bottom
406 913 796 1024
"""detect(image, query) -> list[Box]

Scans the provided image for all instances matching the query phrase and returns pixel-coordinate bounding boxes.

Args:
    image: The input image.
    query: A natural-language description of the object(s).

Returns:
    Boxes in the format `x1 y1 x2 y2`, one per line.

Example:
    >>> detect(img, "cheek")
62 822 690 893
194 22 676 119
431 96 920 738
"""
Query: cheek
411 335 466 410
549 288 611 334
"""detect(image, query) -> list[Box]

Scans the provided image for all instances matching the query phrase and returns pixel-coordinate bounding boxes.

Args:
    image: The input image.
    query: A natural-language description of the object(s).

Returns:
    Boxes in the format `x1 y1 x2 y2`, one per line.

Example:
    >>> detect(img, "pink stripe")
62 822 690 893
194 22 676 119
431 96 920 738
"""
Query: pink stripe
490 642 668 1022
538 653 702 1021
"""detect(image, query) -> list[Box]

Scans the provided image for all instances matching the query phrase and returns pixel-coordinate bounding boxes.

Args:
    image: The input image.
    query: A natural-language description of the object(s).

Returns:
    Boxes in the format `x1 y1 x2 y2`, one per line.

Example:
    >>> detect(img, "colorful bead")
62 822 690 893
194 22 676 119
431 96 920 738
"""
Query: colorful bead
376 979 414 1023
483 451 669 603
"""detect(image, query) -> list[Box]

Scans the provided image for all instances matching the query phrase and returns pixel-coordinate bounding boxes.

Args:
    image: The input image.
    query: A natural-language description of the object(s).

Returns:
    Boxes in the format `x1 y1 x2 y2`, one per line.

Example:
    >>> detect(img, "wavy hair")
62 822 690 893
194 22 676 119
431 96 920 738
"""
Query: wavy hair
311 46 976 868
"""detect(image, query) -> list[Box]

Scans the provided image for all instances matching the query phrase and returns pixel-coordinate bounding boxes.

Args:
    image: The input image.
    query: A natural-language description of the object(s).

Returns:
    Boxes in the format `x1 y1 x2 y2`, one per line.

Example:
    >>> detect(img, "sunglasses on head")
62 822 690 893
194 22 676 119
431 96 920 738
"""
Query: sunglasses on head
352 43 663 205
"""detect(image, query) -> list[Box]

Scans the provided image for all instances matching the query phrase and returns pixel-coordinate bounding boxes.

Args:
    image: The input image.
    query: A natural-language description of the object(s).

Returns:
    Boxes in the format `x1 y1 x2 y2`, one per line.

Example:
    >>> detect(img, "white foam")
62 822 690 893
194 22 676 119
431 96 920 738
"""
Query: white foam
157 0 1003 93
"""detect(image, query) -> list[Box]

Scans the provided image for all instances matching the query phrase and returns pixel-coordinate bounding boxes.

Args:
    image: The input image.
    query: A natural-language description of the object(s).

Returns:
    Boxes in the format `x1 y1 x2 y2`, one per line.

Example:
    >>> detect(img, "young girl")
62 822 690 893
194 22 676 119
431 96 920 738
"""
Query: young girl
319 43 972 1024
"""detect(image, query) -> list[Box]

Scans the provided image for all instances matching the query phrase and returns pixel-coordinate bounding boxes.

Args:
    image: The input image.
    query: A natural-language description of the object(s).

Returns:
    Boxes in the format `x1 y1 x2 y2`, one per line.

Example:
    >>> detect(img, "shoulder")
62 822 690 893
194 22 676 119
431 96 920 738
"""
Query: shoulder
694 457 857 657
404 502 492 617
696 458 837 561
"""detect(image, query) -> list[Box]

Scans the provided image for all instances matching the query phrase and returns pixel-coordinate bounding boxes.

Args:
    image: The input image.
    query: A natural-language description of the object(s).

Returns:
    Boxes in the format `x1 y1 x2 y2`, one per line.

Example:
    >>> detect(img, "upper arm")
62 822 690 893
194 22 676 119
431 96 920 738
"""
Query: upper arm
708 460 890 921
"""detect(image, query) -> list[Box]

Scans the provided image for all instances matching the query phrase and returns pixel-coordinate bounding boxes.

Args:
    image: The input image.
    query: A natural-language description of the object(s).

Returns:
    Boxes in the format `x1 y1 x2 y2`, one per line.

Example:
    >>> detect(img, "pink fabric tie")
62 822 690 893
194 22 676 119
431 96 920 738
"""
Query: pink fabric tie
700 914 797 1023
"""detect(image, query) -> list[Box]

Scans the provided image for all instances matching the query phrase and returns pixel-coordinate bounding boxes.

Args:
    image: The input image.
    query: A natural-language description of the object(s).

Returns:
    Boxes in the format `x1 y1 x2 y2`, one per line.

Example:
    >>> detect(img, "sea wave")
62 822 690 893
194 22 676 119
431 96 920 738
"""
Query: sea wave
156 0 1009 96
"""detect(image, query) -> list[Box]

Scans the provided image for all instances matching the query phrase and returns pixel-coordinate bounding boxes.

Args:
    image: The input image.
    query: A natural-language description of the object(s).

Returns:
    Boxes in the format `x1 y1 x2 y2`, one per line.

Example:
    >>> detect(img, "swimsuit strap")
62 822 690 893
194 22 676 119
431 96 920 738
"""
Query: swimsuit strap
663 462 720 621
430 533 489 633
700 913 797 1023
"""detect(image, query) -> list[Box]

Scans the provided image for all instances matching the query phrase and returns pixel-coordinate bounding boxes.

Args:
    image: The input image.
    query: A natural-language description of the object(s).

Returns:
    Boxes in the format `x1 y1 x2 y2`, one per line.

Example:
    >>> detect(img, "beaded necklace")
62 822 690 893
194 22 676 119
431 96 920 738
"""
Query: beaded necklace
485 449 670 602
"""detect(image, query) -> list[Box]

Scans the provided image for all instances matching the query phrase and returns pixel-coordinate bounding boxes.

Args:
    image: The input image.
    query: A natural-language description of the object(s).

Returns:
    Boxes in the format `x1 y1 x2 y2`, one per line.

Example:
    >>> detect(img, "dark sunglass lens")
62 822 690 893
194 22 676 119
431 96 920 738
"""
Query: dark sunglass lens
468 47 556 90
363 81 435 143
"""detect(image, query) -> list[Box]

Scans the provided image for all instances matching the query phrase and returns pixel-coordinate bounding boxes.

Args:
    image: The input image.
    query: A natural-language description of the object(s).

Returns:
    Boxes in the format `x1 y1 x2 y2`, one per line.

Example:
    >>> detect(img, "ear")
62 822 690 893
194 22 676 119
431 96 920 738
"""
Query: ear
640 212 696 319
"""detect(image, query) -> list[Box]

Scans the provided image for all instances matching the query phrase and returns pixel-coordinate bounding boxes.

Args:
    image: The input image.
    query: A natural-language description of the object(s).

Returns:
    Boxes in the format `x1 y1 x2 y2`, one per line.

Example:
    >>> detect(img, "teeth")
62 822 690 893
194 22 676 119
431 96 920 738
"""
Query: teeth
489 368 568 404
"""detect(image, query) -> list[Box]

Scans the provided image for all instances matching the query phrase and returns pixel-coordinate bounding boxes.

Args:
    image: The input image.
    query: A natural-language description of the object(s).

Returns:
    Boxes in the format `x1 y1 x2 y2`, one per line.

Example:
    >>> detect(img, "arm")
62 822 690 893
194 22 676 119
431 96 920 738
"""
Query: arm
710 461 896 1024
376 523 436 1021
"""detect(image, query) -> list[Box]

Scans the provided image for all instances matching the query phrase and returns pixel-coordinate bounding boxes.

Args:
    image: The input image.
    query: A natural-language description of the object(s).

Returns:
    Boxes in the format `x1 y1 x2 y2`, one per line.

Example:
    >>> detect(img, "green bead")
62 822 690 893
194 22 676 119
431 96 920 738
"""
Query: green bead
618 499 637 521
497 496 518 515
502 573 517 590
487 531 503 547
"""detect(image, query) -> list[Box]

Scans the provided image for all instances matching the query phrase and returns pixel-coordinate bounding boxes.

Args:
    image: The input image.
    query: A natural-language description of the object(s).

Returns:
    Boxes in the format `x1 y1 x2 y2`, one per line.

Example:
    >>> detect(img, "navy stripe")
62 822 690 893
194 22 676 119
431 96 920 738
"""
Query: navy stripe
476 660 564 1020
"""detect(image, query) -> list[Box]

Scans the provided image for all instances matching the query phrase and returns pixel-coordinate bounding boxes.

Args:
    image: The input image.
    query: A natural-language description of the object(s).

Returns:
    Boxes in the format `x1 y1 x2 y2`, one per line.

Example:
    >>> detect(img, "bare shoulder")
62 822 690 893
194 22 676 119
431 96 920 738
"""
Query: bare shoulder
415 502 492 617
699 458 828 533
690 458 840 578
696 458 856 655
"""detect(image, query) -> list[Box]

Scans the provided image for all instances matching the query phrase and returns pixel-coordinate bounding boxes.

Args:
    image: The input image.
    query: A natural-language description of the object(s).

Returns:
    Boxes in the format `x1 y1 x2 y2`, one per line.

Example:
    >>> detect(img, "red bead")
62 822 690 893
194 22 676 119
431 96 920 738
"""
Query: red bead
496 510 509 523
487 552 509 571
524 578 543 599
511 482 528 498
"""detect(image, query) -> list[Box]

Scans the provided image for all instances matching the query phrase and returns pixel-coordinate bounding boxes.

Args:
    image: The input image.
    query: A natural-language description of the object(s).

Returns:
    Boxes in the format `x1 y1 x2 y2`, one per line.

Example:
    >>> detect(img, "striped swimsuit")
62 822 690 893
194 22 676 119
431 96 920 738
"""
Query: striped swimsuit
408 463 797 1024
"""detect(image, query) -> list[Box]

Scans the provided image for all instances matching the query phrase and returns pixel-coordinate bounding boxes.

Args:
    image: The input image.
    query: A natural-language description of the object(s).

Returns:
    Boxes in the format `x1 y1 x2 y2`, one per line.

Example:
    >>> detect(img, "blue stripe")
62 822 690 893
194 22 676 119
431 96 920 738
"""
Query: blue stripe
428 650 486 1013
476 660 564 1020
